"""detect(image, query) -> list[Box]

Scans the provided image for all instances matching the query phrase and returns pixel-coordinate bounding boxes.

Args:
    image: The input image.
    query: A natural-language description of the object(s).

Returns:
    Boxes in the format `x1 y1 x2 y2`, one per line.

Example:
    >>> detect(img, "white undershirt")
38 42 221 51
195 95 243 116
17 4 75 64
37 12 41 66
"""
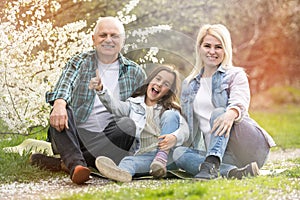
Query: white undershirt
77 60 120 133
193 77 215 148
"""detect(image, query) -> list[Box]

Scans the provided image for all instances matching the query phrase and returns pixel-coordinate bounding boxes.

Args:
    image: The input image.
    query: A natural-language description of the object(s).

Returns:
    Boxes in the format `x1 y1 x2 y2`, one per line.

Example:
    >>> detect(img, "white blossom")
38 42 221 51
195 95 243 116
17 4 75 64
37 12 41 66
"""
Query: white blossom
0 0 170 134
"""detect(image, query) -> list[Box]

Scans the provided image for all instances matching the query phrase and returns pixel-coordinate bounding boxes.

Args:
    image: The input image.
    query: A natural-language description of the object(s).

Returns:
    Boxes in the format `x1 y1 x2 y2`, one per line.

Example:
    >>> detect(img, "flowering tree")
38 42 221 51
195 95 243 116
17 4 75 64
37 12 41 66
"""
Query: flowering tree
0 0 176 134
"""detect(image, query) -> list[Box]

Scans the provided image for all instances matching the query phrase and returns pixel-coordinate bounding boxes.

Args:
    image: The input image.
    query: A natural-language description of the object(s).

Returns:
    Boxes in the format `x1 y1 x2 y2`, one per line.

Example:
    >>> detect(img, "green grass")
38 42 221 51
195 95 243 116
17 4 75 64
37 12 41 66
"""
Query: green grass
55 165 300 200
250 104 300 149
0 104 299 199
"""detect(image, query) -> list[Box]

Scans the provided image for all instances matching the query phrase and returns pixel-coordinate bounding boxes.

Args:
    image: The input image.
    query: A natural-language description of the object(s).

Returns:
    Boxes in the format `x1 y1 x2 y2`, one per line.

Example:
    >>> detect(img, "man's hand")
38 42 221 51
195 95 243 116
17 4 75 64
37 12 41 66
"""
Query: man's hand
158 134 177 151
89 69 103 91
50 99 69 132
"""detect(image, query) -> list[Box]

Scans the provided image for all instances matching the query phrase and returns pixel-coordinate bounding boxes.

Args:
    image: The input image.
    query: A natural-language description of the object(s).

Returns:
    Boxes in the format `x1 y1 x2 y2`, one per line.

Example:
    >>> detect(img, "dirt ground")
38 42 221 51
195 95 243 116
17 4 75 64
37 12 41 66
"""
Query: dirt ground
1 148 300 200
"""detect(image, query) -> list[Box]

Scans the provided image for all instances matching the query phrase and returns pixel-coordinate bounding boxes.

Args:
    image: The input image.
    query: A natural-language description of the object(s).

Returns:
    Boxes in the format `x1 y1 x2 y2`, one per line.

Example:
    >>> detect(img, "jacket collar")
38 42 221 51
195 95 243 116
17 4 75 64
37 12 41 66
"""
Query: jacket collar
129 95 162 109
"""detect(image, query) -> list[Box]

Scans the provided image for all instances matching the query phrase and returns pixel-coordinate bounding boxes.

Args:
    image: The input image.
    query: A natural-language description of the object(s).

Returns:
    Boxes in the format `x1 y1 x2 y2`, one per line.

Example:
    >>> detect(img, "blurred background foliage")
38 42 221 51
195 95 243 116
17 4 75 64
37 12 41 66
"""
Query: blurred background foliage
1 0 299 95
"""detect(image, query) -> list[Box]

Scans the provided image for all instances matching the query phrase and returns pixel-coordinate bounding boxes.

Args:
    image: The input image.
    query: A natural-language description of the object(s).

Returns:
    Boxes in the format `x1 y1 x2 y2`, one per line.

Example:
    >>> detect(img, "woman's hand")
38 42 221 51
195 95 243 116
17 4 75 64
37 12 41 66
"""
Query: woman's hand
89 69 103 91
158 134 177 151
211 109 238 137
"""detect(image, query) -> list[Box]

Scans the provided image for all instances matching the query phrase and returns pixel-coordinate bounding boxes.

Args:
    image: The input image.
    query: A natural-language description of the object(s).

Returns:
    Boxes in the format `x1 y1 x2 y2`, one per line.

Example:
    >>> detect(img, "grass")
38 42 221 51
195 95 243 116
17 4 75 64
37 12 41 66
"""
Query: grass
0 104 299 199
56 165 300 200
250 104 300 149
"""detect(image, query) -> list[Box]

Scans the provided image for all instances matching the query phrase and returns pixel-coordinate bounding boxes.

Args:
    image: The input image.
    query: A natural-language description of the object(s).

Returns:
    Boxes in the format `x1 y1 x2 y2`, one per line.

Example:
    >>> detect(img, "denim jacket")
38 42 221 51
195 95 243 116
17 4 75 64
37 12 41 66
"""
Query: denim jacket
97 89 189 153
181 66 276 150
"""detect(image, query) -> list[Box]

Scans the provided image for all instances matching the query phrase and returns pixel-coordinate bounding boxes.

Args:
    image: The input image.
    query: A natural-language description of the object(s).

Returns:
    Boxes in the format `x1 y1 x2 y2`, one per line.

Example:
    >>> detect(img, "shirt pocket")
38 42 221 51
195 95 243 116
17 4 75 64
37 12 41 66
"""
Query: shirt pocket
214 84 229 106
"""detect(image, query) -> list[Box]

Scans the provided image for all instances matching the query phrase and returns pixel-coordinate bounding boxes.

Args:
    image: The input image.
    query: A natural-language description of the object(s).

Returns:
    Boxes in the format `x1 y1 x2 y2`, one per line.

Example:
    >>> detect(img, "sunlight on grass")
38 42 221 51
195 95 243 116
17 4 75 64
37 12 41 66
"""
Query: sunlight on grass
250 105 300 148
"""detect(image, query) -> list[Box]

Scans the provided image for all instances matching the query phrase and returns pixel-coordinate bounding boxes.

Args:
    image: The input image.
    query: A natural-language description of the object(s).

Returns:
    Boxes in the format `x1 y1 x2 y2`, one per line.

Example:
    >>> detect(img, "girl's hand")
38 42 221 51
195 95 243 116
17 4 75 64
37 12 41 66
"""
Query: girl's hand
158 134 177 151
89 69 103 91
211 109 238 137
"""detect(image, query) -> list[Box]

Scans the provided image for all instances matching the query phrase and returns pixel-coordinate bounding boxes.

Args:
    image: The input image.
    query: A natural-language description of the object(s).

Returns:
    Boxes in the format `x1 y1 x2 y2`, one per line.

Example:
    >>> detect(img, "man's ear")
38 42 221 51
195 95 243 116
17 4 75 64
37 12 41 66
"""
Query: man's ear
92 35 95 45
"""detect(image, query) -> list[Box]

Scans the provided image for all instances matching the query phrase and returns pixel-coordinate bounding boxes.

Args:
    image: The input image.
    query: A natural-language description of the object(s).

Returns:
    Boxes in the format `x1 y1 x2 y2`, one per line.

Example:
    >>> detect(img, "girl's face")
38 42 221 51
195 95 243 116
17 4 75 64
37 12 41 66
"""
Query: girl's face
145 70 175 106
199 34 225 68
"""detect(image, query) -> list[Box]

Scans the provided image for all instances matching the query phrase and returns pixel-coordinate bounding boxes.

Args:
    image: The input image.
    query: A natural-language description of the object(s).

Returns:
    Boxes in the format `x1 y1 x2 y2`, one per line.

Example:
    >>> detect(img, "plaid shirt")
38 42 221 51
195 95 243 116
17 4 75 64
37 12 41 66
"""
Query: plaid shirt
46 50 146 123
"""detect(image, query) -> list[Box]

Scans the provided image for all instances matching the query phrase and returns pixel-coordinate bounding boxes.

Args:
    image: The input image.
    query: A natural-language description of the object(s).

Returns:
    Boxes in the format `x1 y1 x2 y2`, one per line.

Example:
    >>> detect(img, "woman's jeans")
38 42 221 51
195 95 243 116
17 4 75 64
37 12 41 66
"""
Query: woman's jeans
118 110 180 176
173 108 270 177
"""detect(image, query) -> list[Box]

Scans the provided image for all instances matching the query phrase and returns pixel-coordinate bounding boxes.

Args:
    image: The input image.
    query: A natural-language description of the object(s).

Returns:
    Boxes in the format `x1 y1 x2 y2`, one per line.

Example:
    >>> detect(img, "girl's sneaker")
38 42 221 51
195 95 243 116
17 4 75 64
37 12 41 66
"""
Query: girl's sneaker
95 156 132 182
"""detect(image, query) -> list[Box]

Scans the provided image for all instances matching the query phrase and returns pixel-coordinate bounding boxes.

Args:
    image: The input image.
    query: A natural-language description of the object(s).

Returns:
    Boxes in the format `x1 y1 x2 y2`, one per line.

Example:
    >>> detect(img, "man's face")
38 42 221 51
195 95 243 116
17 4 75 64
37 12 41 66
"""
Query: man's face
92 19 125 63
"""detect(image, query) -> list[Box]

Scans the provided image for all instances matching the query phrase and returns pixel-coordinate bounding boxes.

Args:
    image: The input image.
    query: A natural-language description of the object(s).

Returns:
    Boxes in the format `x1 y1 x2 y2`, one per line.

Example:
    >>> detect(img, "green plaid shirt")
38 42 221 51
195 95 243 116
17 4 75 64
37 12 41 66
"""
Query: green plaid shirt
46 50 146 123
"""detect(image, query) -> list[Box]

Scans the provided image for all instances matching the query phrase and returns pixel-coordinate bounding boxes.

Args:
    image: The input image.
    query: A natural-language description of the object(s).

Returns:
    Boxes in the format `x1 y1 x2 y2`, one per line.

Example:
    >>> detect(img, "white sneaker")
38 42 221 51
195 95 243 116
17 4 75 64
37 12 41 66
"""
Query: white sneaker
95 156 132 182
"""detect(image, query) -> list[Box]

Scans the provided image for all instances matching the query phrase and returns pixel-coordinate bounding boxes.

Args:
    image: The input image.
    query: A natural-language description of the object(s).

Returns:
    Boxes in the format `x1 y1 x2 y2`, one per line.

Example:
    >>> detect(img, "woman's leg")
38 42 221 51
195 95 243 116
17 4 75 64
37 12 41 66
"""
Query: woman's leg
173 146 206 175
209 108 270 178
195 108 230 179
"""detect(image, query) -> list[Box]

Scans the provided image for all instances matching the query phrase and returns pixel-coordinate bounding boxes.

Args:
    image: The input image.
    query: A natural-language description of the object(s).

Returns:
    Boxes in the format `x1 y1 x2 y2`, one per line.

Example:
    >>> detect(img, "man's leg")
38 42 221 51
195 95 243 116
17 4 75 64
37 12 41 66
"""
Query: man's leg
78 117 136 168
47 106 90 184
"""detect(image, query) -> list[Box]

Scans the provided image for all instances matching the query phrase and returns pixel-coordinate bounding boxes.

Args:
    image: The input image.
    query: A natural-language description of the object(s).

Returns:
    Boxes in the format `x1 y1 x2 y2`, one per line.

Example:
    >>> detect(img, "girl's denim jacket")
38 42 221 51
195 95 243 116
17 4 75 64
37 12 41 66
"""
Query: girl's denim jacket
97 89 189 154
181 66 275 150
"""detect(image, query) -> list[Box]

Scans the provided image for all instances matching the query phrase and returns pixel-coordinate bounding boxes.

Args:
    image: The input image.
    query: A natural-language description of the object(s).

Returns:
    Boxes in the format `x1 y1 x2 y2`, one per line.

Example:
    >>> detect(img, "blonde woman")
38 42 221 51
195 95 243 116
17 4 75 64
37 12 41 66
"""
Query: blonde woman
173 24 275 179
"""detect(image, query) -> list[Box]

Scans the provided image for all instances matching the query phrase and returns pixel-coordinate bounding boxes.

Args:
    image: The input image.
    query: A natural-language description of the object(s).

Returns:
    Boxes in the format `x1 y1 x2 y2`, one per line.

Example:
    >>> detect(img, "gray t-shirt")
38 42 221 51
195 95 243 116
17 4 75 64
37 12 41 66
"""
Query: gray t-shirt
77 60 120 133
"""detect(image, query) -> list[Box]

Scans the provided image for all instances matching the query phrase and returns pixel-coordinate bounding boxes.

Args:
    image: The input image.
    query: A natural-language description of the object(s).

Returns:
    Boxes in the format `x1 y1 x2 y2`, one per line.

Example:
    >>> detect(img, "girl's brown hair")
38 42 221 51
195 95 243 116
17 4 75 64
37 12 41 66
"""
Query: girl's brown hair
131 64 181 115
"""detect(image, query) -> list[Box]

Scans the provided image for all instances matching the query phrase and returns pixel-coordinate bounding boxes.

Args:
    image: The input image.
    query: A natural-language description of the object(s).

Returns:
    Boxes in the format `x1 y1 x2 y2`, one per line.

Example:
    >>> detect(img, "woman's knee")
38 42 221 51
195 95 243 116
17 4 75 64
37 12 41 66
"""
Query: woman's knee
210 107 226 125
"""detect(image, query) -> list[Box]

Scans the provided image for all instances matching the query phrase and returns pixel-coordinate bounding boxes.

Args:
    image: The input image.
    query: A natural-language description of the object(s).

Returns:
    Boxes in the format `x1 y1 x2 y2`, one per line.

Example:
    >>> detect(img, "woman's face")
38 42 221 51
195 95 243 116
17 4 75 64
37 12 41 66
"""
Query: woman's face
145 70 175 106
199 34 225 68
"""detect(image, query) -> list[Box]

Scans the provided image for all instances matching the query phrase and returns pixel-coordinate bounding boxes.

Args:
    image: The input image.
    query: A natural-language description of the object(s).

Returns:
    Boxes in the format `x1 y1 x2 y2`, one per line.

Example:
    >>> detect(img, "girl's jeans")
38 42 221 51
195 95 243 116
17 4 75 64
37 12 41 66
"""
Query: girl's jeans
173 108 270 177
118 110 180 176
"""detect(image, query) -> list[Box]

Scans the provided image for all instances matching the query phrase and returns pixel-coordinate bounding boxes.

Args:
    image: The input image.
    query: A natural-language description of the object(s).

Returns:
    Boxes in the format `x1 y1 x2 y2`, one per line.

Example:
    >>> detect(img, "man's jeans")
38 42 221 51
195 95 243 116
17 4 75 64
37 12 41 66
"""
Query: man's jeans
118 110 180 176
48 106 136 175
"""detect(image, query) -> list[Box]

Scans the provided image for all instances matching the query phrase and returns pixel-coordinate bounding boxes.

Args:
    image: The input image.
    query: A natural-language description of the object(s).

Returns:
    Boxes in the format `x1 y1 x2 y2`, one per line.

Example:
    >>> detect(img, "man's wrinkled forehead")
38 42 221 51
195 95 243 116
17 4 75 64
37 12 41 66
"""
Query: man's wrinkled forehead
94 17 125 35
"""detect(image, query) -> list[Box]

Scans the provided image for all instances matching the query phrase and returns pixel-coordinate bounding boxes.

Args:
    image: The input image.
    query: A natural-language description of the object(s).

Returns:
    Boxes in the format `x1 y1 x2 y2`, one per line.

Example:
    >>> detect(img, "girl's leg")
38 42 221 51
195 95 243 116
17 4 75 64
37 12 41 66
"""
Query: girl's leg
119 152 155 176
95 152 155 182
150 110 180 178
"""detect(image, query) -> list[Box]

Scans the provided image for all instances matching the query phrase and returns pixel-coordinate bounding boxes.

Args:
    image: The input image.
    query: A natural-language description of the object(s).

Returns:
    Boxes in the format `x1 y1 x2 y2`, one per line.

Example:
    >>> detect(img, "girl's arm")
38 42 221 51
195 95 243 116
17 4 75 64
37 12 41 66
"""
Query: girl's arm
96 88 131 117
89 69 130 117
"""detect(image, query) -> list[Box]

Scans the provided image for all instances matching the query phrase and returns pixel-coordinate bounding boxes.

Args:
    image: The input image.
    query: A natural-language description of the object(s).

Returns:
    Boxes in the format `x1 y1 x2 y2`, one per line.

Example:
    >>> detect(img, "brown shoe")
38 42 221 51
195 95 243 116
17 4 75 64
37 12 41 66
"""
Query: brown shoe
71 165 91 184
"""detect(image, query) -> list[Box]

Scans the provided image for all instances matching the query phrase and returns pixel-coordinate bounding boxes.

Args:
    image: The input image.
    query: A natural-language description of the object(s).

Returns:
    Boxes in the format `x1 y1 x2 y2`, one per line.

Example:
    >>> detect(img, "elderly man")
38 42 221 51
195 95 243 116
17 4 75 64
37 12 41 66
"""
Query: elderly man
30 17 146 184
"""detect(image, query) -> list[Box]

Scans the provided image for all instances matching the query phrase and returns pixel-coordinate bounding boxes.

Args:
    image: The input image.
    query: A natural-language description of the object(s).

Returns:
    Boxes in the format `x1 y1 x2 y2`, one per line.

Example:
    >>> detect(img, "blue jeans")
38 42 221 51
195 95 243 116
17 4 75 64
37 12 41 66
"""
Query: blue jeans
118 110 180 176
173 108 270 177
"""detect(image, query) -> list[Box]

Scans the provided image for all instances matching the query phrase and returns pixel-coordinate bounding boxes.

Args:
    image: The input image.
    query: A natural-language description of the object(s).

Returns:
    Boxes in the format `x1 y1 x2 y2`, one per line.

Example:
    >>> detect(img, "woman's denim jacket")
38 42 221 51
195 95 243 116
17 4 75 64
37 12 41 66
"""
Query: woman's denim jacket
97 89 189 153
181 66 275 150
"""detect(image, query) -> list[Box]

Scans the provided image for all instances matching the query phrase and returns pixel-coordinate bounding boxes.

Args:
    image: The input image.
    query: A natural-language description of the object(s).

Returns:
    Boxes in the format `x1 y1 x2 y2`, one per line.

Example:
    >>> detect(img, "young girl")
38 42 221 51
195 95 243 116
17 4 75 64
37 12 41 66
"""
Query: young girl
89 65 189 182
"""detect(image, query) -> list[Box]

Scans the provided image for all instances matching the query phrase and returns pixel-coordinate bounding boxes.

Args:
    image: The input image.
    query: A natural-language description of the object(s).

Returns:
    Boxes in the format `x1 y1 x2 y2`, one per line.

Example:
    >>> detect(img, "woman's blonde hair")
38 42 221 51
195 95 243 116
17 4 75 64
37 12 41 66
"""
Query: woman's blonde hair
187 24 233 81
